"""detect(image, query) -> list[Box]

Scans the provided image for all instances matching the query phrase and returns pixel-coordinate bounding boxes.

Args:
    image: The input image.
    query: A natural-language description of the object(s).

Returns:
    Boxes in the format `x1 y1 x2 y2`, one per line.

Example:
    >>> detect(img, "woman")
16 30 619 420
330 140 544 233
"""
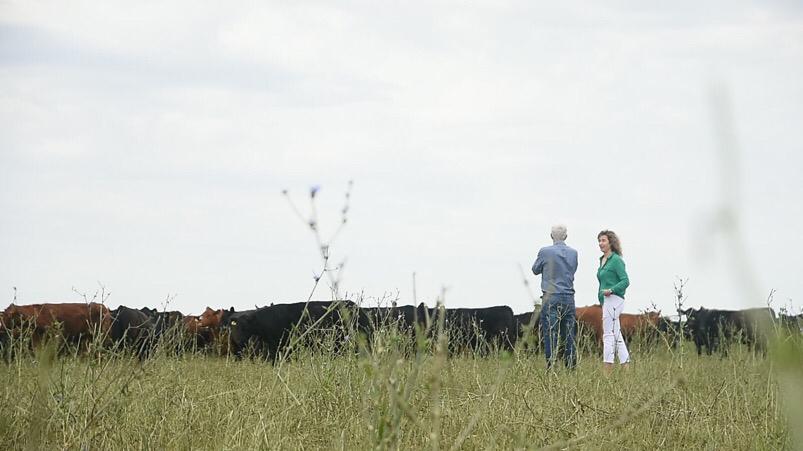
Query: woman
597 230 630 370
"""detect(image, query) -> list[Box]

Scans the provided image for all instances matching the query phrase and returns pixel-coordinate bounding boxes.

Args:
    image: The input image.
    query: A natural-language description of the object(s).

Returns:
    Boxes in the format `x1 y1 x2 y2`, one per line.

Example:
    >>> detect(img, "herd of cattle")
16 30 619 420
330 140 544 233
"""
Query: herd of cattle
1 301 801 361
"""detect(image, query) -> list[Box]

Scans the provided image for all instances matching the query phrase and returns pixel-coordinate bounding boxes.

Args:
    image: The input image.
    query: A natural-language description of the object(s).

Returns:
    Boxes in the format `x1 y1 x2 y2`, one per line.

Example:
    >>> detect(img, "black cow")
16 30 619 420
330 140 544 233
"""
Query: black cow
354 305 419 353
514 307 543 352
223 301 357 361
655 317 687 349
0 321 7 361
139 308 185 352
778 313 802 335
140 308 184 336
110 306 155 358
359 305 417 334
217 307 257 355
416 303 516 354
680 307 776 356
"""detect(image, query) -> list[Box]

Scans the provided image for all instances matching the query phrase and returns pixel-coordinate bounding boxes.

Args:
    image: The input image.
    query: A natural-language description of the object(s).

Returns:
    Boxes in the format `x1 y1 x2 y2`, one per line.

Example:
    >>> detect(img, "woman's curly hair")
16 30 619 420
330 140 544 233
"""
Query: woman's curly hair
597 230 623 256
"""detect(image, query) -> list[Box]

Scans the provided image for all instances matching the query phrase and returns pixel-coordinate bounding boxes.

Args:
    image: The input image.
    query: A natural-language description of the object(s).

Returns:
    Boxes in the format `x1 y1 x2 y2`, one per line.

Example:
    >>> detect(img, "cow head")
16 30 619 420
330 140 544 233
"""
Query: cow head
2 304 24 328
679 307 709 333
197 307 224 329
416 302 433 326
183 315 205 333
0 305 9 331
643 311 662 326
224 313 252 353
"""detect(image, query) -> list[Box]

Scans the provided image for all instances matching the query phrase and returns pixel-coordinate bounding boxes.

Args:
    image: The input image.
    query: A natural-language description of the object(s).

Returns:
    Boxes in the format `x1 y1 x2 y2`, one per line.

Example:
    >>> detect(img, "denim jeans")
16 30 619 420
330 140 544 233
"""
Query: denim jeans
540 294 576 369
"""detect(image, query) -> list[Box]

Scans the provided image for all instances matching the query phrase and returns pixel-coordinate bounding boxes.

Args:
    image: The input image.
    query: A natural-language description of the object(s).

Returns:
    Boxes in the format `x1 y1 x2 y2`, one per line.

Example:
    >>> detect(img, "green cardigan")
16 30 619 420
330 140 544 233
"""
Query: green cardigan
597 253 629 304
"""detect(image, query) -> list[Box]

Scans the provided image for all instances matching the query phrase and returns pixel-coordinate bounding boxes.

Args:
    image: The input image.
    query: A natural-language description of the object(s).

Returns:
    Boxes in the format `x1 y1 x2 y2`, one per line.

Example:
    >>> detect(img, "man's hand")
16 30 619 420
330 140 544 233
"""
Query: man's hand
603 289 613 297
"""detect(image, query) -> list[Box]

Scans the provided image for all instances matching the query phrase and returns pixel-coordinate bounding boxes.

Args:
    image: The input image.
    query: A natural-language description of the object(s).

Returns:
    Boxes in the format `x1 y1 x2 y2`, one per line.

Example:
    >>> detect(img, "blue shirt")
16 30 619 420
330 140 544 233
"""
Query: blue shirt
532 241 578 296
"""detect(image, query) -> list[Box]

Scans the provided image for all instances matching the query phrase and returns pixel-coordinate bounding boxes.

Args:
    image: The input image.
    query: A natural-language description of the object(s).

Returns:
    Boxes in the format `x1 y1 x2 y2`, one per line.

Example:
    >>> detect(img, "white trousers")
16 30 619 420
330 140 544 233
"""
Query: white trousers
602 295 630 364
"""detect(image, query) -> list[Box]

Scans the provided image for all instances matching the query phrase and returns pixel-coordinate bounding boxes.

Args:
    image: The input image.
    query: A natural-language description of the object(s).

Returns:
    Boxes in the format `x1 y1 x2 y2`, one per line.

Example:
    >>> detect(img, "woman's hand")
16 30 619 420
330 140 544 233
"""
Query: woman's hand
603 289 612 297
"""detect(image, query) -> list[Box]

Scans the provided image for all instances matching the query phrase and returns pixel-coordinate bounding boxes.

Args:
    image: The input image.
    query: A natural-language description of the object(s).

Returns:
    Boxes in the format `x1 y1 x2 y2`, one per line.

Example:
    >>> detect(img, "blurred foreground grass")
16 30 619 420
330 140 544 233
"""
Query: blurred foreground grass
0 339 796 450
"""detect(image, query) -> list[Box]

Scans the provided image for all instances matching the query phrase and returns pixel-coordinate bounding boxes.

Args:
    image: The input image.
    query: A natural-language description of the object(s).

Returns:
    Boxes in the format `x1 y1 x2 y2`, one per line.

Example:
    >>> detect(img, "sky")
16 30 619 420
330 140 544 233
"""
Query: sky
1 1 802 316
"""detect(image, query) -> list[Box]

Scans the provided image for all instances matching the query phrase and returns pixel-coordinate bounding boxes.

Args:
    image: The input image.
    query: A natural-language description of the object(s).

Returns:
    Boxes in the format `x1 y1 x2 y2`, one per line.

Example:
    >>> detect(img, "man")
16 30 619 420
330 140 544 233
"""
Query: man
532 224 578 369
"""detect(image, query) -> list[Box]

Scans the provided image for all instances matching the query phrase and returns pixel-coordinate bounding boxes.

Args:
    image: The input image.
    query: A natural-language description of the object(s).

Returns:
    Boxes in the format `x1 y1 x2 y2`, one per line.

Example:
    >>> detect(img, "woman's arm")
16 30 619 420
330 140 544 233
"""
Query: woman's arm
610 258 630 296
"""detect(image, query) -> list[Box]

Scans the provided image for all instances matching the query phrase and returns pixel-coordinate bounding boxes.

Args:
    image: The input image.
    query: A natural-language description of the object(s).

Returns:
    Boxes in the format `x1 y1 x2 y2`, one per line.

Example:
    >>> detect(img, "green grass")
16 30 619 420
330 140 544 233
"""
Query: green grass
0 334 795 450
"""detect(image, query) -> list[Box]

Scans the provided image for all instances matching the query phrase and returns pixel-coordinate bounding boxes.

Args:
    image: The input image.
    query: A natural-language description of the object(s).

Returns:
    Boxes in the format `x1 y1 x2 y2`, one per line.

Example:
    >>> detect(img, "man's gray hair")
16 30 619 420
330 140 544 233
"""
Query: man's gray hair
551 224 568 242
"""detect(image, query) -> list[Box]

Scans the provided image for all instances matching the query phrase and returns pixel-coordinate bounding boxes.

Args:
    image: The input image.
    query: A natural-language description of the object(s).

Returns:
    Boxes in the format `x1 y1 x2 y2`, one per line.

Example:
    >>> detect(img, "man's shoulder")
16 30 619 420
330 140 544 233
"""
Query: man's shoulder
538 245 556 255
539 243 577 255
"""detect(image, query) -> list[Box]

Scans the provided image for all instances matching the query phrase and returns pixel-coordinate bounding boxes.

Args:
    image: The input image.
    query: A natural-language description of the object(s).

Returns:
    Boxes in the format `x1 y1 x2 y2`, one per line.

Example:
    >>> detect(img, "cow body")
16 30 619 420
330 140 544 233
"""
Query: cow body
778 314 802 335
681 307 776 355
138 308 186 353
1 303 111 350
223 301 356 361
514 312 534 339
514 306 543 352
139 308 184 339
416 304 516 353
575 305 603 347
574 305 661 349
182 315 214 350
110 306 154 358
359 305 417 336
656 317 686 349
619 311 661 344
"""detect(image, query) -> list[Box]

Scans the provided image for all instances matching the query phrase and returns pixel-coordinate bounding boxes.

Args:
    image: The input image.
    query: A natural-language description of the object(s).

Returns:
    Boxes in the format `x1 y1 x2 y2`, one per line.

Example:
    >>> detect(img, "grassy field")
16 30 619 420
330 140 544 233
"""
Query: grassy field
0 330 799 450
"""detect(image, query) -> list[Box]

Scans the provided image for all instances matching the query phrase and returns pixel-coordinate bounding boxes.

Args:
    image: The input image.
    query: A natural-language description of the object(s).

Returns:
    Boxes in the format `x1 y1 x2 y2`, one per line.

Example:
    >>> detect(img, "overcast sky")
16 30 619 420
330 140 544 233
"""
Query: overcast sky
1 1 802 316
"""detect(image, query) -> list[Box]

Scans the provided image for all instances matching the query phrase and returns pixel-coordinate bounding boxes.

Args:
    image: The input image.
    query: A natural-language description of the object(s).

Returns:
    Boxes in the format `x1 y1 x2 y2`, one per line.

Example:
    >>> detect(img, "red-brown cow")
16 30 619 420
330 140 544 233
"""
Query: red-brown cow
197 307 230 354
575 305 603 345
620 310 661 343
575 305 661 346
182 315 214 350
1 303 111 349
197 307 225 329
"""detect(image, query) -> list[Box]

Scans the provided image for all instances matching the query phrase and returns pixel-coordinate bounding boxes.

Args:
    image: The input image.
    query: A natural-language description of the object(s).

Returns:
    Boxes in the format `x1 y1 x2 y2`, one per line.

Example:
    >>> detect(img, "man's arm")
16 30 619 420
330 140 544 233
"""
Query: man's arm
532 248 545 276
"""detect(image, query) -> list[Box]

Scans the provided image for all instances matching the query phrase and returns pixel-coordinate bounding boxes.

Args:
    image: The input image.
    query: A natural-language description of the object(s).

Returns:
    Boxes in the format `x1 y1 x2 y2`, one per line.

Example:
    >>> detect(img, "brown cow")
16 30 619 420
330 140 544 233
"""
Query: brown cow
196 307 230 355
1 303 111 350
182 315 214 350
575 305 661 346
620 310 661 343
575 305 603 345
197 307 224 329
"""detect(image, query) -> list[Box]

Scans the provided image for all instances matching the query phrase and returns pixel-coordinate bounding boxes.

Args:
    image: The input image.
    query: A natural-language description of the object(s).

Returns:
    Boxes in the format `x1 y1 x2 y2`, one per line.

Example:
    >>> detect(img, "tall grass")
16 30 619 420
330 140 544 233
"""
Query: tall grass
0 325 795 450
